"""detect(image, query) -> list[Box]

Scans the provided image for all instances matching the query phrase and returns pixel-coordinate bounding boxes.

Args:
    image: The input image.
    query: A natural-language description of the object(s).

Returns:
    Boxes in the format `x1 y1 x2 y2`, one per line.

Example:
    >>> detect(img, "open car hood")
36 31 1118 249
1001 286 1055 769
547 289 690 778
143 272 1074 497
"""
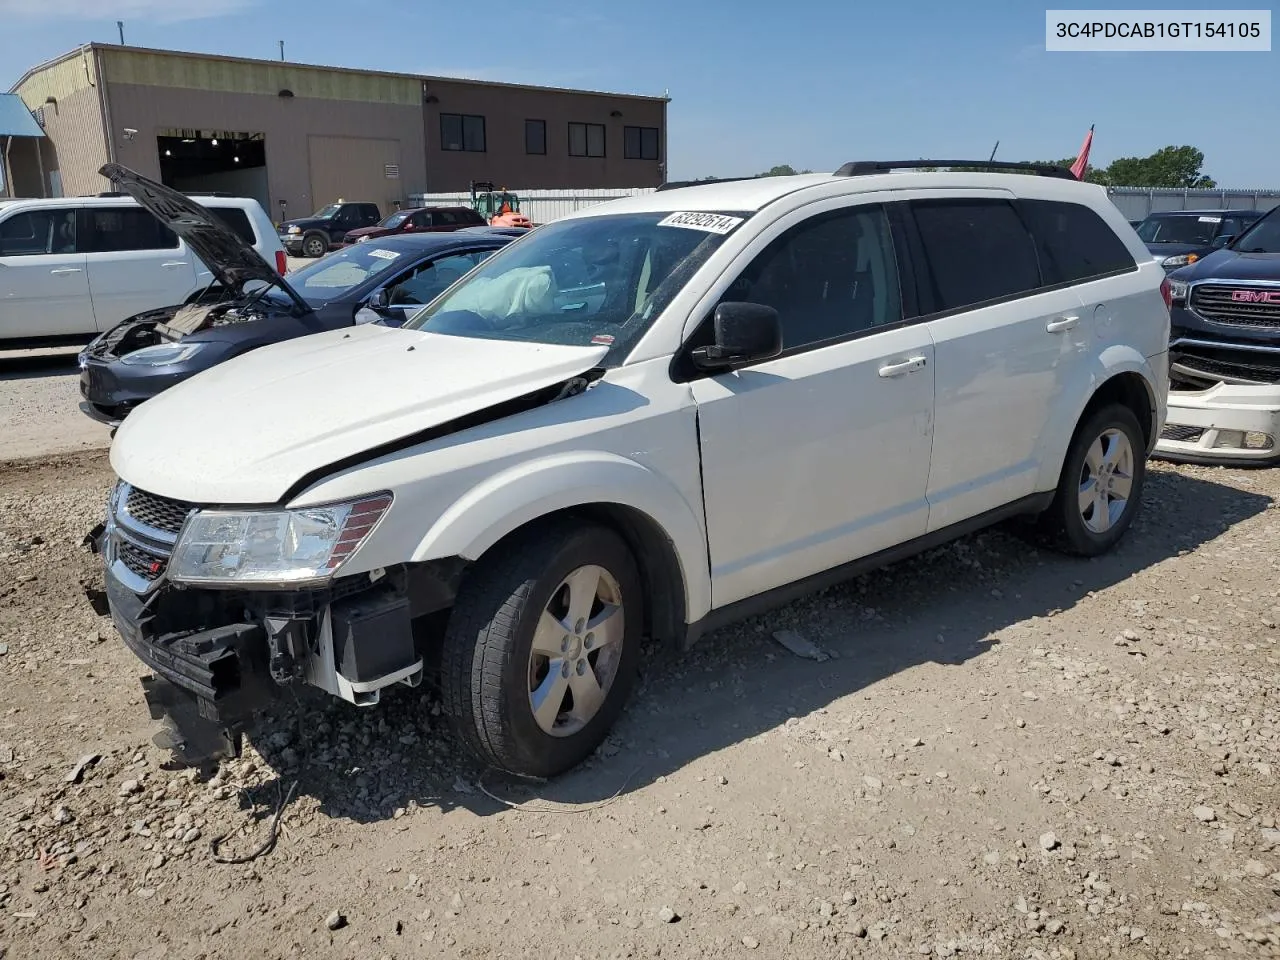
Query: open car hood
99 163 311 314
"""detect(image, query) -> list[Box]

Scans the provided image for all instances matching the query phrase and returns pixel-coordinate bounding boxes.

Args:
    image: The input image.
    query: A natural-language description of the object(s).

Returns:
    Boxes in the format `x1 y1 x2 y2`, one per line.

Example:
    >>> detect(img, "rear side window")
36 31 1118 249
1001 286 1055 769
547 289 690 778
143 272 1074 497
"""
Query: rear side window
1019 199 1135 284
434 210 460 226
207 207 256 244
911 199 1040 313
79 208 179 253
0 209 77 256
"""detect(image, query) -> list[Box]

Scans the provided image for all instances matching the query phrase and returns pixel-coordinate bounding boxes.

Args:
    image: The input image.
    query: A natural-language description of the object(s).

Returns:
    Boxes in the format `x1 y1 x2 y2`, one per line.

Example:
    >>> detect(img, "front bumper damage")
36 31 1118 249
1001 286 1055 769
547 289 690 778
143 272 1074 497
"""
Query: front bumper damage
89 483 448 767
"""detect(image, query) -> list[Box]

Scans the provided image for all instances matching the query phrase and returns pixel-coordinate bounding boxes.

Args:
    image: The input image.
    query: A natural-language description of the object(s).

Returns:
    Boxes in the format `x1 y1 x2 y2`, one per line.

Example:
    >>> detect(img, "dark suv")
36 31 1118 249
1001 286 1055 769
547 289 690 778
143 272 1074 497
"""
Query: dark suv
278 201 381 258
1135 209 1262 272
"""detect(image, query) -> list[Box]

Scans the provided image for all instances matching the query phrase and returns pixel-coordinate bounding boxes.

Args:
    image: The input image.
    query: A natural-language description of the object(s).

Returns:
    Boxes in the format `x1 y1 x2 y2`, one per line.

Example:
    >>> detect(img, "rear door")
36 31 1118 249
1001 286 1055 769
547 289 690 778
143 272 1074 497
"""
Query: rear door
0 205 93 339
80 207 198 331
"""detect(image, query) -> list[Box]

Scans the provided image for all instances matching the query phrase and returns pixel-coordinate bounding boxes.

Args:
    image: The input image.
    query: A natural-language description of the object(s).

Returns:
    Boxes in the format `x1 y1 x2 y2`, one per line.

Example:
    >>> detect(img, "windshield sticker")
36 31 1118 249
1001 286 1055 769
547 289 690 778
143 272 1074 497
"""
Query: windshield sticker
590 333 616 345
368 248 401 260
1197 216 1223 223
657 212 745 235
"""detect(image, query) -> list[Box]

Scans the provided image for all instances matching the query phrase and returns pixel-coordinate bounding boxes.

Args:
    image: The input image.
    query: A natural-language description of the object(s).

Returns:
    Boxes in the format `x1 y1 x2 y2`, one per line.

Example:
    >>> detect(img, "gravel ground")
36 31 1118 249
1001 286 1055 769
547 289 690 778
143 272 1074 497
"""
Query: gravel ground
1 451 1278 960
0 351 111 461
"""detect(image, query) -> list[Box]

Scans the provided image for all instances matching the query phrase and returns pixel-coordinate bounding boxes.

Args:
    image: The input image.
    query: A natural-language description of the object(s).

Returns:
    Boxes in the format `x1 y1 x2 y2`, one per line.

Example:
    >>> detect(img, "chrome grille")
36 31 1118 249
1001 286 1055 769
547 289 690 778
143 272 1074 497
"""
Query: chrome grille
1190 284 1280 328
123 486 195 537
118 539 168 580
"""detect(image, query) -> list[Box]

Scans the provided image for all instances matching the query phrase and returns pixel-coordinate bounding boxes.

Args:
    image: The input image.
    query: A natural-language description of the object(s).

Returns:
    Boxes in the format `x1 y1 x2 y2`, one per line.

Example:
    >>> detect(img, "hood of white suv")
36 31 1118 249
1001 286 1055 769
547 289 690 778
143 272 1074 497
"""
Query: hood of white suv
109 323 609 503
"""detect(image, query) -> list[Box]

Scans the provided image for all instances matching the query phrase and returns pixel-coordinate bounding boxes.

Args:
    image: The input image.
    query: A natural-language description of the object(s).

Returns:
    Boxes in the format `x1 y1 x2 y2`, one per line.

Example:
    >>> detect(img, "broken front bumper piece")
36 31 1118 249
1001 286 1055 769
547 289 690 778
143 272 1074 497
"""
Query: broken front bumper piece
1155 382 1280 466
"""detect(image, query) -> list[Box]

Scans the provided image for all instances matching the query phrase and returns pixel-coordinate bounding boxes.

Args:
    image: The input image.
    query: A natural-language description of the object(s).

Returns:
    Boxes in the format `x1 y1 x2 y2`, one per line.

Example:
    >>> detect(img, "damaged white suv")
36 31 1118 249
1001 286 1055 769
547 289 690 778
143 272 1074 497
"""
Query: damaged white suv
94 160 1170 777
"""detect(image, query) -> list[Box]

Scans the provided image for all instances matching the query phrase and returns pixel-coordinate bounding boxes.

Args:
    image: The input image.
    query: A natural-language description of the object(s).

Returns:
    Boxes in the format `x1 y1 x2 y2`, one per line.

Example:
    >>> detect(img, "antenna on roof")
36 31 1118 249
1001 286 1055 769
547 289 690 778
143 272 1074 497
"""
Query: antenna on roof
278 40 285 61
117 21 125 44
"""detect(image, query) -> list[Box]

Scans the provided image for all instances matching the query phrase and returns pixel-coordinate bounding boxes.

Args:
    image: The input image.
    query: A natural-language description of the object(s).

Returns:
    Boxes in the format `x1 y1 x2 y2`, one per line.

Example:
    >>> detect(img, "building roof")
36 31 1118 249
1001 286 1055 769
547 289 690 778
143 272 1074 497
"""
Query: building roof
0 93 43 137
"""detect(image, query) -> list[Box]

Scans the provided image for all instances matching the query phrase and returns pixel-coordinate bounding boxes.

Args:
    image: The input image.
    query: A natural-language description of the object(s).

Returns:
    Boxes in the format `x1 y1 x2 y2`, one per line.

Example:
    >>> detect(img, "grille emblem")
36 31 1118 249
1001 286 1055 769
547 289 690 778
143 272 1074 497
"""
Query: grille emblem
1230 289 1280 304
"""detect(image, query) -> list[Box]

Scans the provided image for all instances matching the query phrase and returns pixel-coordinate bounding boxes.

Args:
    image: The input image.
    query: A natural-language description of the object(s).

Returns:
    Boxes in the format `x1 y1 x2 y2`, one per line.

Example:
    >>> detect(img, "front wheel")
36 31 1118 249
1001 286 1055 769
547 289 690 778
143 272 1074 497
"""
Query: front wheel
440 520 642 778
301 233 327 258
1040 403 1146 556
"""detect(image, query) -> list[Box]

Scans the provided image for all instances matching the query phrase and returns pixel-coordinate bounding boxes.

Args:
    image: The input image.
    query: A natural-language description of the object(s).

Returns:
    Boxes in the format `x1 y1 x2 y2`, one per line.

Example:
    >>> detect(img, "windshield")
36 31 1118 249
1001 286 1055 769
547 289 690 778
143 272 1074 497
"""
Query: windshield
402 211 747 361
1136 214 1222 245
1229 205 1280 253
311 203 341 220
283 243 414 302
380 212 410 229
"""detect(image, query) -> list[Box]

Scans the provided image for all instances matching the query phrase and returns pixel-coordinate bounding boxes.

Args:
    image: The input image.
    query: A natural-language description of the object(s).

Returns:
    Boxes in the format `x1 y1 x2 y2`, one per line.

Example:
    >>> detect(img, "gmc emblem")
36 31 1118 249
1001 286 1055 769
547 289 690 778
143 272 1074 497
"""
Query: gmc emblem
1230 289 1280 304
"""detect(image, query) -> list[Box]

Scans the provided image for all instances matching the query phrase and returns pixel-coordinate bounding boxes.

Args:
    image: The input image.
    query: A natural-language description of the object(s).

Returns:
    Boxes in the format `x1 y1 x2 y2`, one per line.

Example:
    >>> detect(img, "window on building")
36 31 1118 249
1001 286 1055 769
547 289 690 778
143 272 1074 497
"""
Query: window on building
569 122 606 158
441 113 486 152
624 126 660 160
79 209 180 253
525 119 547 155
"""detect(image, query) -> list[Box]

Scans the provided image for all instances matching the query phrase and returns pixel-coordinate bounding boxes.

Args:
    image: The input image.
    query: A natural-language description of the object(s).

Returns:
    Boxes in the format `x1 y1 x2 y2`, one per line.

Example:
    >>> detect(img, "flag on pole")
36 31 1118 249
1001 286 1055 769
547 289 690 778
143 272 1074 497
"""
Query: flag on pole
1070 125 1094 180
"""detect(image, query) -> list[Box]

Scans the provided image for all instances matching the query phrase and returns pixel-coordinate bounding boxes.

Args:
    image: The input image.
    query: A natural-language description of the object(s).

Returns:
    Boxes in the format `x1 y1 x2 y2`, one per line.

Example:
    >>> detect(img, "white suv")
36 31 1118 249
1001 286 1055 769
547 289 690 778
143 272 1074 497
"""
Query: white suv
95 161 1170 777
0 193 286 347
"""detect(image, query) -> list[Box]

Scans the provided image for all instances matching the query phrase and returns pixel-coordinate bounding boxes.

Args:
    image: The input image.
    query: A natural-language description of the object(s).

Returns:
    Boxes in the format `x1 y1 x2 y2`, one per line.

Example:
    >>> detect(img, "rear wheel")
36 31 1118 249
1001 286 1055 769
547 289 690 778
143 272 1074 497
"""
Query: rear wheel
440 520 642 778
1039 403 1146 556
301 232 327 258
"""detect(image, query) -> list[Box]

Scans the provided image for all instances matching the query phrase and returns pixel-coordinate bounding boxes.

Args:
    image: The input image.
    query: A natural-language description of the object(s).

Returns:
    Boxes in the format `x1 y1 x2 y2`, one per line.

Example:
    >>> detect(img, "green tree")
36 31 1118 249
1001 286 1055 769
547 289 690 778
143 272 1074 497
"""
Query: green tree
757 164 813 177
1102 145 1215 188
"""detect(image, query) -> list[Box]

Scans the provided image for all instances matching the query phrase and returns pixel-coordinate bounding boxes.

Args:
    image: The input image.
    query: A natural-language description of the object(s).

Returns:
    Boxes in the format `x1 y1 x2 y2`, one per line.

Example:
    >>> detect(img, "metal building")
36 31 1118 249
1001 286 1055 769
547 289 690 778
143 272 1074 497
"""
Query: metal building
6 44 669 220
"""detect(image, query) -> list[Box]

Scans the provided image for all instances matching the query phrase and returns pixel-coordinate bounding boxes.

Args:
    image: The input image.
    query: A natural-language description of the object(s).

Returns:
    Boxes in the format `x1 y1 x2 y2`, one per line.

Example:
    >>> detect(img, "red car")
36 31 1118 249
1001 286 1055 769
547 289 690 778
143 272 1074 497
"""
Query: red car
342 206 487 245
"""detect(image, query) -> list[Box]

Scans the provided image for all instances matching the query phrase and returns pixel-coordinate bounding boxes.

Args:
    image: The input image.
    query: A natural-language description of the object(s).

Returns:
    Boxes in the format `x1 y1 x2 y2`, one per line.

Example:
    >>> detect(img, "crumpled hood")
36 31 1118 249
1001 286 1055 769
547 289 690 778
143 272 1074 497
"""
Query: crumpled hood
1172 249 1280 283
110 324 609 504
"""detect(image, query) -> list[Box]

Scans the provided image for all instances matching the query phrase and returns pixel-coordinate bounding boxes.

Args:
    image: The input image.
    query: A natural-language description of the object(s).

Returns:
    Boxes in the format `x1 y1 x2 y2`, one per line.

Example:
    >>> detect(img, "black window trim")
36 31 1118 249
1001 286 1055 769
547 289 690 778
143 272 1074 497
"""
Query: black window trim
568 121 606 158
524 118 547 156
440 112 487 153
670 202 916 383
0 205 80 257
623 124 661 161
78 206 181 254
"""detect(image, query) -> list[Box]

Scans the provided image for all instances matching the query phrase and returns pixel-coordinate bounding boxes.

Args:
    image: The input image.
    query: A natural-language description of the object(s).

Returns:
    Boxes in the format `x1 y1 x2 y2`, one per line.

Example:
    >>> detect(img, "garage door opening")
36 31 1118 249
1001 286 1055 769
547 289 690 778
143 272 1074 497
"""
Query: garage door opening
158 130 268 211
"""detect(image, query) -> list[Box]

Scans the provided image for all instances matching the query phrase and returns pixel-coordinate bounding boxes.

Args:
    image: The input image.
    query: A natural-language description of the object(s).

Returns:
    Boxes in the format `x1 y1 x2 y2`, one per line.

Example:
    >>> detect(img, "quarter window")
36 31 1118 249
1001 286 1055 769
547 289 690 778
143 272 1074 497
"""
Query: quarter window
0 209 76 256
441 113 486 152
911 199 1040 312
79 208 179 253
569 122 606 158
207 207 255 244
623 126 660 160
723 205 902 351
1018 199 1135 284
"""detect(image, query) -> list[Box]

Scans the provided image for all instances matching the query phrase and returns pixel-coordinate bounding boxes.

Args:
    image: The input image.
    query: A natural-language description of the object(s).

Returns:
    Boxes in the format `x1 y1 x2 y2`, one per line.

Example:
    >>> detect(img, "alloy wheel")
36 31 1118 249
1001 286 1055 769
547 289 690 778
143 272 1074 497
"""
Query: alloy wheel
1078 427 1134 534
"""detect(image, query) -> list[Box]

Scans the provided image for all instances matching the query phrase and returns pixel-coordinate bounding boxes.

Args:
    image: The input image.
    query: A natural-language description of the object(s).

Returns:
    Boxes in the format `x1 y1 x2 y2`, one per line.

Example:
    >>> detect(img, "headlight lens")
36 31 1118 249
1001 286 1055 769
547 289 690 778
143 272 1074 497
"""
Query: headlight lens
119 343 207 366
1161 253 1199 268
1167 279 1190 302
167 493 392 586
357 235 369 242
287 225 301 234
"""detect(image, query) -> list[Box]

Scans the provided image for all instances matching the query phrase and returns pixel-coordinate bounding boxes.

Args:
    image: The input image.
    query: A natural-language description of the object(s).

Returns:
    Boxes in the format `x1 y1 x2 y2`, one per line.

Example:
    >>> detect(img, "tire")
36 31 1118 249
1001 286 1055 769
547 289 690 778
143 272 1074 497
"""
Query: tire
440 520 643 778
302 232 327 258
1039 403 1146 557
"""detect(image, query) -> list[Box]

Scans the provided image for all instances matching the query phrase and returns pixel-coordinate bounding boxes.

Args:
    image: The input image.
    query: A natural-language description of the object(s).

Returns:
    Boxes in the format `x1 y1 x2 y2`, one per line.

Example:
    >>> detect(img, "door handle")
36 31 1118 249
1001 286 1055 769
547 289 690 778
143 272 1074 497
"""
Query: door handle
161 261 189 269
49 267 82 276
1046 315 1079 333
877 356 928 378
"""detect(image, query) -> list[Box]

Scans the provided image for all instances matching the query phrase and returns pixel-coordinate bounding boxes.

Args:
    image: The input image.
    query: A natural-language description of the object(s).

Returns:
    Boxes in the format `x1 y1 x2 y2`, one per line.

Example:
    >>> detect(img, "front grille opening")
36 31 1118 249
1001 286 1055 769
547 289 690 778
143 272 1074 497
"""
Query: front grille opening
118 539 168 581
1161 424 1205 443
124 486 195 536
1190 284 1280 328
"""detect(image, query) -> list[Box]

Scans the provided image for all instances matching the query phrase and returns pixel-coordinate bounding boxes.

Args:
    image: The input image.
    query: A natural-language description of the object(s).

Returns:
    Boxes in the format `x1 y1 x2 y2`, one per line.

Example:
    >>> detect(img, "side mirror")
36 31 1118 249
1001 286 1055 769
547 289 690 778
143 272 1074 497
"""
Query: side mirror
1212 233 1236 248
367 287 390 310
691 302 783 371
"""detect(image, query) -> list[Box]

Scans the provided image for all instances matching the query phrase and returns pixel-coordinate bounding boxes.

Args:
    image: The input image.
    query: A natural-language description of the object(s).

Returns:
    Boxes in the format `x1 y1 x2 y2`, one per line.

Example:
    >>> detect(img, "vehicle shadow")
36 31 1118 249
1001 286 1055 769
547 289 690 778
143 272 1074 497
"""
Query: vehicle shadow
0 349 80 382
240 466 1271 823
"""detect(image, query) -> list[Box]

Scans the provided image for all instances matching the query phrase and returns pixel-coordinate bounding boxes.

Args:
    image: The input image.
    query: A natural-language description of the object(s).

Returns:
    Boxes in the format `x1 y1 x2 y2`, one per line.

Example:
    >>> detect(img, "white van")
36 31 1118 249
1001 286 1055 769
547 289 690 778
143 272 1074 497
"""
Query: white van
0 193 286 347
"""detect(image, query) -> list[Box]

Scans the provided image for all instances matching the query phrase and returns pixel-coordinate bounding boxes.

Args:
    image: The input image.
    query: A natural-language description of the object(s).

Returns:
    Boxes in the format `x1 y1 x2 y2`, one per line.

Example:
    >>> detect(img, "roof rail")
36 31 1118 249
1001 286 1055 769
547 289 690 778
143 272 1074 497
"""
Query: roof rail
656 175 761 192
834 160 1076 179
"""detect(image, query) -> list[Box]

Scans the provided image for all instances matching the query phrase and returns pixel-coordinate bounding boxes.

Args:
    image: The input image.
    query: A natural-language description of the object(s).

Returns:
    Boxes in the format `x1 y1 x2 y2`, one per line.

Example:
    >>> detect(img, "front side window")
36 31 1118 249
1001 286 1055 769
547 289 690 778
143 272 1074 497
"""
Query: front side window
312 203 341 219
1229 207 1280 252
441 113 486 152
569 122 606 158
80 208 179 253
403 211 747 363
720 205 902 351
387 251 495 306
911 199 1040 312
1019 199 1135 284
284 243 423 302
381 212 411 229
0 208 76 256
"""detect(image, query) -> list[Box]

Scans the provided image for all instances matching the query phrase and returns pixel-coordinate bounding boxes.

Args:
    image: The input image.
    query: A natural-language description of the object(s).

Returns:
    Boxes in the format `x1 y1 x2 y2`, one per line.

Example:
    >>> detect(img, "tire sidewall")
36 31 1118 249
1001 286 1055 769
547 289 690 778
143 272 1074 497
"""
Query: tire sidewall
1058 405 1146 554
499 528 643 777
303 233 326 257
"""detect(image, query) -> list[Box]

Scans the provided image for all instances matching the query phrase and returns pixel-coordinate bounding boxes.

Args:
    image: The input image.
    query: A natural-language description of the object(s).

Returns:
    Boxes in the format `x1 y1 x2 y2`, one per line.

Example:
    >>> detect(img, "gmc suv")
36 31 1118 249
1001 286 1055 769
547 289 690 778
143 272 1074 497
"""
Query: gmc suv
92 160 1170 778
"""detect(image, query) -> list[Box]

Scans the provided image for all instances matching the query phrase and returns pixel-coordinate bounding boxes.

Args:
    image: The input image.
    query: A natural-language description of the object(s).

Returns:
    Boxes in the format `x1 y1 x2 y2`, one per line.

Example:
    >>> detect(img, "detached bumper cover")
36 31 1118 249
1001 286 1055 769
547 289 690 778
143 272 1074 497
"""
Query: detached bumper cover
1155 382 1280 465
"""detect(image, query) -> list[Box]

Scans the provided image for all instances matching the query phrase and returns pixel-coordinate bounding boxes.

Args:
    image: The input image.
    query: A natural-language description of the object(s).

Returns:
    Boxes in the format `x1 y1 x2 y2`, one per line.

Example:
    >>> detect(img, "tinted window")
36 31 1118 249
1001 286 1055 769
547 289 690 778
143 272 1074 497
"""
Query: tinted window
525 119 546 155
624 126 660 160
80 208 179 253
0 209 76 256
208 207 255 244
434 210 460 226
1135 214 1221 245
387 251 494 306
569 122 606 158
1019 199 1135 284
725 205 902 350
1232 207 1280 253
911 200 1039 312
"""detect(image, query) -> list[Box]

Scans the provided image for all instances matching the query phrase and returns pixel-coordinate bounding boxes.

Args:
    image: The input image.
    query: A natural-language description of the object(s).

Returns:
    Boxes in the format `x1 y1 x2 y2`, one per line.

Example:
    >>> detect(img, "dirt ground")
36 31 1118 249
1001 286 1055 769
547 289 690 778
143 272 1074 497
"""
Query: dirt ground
1 450 1278 960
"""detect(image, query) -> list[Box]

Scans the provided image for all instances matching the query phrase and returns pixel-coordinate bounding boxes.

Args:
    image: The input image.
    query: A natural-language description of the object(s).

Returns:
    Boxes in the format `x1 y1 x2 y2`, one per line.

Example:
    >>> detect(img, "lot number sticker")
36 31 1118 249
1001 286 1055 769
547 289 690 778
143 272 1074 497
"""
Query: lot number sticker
657 212 745 234
368 248 401 260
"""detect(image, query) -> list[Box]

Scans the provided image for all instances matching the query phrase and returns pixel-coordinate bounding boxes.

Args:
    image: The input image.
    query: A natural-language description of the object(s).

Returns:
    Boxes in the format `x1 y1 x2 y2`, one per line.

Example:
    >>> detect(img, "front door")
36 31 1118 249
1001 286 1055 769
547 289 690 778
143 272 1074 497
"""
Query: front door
0 205 93 339
80 207 197 332
688 201 935 607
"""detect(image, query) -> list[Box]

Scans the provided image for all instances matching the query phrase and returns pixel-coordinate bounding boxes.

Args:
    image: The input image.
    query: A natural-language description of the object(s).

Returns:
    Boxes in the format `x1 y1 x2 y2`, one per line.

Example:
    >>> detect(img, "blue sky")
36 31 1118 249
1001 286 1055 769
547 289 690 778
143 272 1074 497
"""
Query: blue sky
2 0 1277 185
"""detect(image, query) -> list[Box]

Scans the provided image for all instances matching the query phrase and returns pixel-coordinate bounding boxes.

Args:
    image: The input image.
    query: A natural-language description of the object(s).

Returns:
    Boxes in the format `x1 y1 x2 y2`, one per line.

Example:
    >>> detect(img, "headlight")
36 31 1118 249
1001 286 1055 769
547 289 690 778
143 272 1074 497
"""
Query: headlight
119 343 207 366
167 493 392 586
1161 253 1199 268
1167 279 1190 302
357 235 369 242
287 225 301 235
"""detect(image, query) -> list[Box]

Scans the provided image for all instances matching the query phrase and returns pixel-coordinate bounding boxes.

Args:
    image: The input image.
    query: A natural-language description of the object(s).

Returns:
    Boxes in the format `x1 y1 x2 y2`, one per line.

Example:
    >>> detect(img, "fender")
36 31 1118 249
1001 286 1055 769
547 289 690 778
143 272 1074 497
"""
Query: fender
412 451 713 623
1032 344 1160 493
